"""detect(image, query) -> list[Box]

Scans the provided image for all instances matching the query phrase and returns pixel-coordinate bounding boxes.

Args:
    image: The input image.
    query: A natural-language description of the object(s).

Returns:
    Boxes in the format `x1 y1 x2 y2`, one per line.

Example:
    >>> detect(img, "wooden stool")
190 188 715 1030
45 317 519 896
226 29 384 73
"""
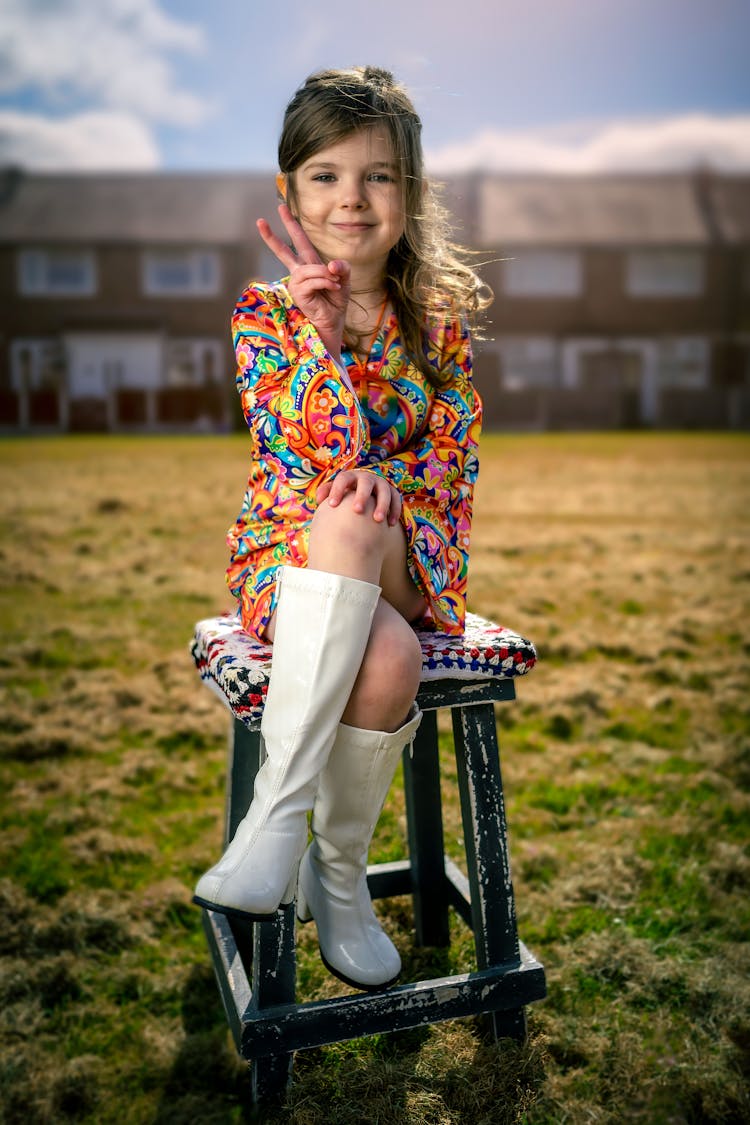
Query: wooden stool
191 612 546 1108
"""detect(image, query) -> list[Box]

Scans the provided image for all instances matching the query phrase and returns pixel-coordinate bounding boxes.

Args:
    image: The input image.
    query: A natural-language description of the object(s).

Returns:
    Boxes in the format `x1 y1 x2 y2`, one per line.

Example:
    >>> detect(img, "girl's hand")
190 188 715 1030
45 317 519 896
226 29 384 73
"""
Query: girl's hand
257 204 350 360
317 470 402 526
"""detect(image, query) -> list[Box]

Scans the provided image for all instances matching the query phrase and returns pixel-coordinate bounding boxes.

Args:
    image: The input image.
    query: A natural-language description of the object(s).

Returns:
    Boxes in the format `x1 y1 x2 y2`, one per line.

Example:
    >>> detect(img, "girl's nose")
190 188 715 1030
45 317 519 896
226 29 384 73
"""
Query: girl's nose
339 180 367 209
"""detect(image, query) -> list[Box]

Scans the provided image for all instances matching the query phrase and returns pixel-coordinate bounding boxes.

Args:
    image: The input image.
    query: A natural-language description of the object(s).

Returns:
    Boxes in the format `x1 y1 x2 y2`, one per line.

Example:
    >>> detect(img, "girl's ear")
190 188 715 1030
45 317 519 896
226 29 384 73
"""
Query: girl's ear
276 172 288 201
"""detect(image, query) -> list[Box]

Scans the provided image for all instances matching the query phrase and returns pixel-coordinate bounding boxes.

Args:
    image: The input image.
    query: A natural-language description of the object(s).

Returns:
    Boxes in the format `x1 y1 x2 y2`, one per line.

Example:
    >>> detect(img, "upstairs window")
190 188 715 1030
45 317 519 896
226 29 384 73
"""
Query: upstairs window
18 249 96 296
502 250 582 297
143 249 221 296
626 250 703 297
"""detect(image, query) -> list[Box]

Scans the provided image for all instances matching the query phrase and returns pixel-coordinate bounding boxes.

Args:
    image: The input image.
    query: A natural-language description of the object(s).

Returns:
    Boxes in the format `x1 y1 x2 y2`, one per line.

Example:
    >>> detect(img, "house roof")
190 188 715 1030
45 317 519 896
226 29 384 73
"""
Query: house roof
474 173 709 246
0 167 746 248
0 170 277 243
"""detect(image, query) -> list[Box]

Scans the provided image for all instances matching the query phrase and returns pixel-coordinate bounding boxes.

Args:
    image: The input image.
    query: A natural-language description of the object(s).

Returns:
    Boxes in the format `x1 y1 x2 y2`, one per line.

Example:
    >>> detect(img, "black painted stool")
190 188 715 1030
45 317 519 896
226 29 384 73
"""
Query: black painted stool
191 611 546 1107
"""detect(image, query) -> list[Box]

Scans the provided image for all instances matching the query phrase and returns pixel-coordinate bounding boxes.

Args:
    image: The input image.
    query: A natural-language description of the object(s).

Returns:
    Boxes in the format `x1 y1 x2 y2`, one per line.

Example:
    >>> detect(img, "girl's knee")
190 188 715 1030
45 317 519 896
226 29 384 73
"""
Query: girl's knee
365 613 423 700
342 605 422 729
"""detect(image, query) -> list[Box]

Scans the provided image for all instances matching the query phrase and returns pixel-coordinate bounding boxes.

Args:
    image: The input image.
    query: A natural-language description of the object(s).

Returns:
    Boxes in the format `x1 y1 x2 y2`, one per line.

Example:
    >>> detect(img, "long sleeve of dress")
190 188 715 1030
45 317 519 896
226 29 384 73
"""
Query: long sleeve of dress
232 282 365 485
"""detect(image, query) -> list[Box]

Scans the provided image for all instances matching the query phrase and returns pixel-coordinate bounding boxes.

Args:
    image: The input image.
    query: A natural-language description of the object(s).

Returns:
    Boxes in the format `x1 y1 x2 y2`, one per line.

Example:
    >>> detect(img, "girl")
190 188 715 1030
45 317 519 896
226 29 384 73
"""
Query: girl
194 66 490 991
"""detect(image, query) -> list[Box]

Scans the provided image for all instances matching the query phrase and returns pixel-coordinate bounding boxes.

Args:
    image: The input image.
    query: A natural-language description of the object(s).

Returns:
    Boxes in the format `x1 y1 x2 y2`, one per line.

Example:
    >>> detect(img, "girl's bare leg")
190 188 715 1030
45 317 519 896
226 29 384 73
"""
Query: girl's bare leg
265 492 426 731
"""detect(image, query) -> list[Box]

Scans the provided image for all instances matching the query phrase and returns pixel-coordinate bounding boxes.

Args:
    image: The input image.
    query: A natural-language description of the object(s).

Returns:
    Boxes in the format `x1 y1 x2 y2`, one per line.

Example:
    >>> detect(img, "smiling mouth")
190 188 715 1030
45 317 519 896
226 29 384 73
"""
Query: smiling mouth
332 222 374 231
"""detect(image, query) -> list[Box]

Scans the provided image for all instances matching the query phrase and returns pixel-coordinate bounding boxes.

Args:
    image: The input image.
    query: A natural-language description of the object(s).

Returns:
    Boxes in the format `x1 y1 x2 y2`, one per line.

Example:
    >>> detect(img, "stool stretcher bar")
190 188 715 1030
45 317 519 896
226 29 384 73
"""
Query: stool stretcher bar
202 908 545 1059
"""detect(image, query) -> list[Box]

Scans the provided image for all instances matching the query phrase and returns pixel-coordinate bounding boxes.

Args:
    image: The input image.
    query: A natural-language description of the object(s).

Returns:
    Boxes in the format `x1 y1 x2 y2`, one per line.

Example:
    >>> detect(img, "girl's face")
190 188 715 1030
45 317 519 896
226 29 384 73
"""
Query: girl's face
288 127 405 276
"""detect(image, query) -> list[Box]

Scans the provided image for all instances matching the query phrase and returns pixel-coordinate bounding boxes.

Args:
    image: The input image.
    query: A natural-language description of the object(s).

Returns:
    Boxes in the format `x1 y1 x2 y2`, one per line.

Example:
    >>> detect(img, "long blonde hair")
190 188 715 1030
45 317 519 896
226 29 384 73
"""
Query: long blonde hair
278 66 492 386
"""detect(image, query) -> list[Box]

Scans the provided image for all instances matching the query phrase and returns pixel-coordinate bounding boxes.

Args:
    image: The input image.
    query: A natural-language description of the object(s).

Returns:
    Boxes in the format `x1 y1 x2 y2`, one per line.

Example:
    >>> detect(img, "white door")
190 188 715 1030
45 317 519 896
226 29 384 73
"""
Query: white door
64 333 163 397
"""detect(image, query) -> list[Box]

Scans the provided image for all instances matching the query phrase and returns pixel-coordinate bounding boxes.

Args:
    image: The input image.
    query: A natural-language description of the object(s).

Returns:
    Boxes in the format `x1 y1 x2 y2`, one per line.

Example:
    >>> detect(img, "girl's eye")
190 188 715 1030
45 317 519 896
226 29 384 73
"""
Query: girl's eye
312 173 336 183
369 173 395 183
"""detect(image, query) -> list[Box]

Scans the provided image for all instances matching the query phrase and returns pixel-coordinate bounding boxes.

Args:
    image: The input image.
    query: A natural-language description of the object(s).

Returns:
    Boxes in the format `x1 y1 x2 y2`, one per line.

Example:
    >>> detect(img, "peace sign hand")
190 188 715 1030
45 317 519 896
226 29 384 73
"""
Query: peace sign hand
257 204 350 361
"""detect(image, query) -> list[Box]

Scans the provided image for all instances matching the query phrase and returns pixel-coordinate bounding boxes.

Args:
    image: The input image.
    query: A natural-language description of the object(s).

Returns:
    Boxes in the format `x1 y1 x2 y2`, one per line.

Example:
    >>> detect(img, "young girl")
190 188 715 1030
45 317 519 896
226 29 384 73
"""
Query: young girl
194 66 490 991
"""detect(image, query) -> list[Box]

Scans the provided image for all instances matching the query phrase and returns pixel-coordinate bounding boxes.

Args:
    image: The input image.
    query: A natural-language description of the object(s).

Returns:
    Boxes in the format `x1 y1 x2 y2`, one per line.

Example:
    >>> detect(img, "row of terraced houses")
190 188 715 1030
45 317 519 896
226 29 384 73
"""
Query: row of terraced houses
0 166 748 432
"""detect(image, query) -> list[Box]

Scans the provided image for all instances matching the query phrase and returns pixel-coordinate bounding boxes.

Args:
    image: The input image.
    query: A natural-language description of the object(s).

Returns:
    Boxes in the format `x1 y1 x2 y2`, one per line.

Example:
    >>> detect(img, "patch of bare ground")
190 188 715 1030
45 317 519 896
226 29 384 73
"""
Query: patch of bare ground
1 433 748 1123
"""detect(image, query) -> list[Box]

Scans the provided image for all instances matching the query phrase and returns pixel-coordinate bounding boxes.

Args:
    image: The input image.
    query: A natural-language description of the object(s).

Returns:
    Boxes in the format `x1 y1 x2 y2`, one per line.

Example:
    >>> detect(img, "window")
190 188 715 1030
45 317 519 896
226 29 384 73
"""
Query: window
626 250 703 297
143 249 221 296
496 337 558 389
165 339 223 386
18 249 96 296
502 250 582 297
10 339 66 391
657 337 709 388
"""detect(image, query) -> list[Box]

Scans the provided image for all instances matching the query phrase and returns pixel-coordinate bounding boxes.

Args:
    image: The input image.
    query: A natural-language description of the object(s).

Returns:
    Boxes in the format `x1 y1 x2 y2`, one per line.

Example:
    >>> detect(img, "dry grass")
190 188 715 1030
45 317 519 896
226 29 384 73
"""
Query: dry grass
0 432 748 1124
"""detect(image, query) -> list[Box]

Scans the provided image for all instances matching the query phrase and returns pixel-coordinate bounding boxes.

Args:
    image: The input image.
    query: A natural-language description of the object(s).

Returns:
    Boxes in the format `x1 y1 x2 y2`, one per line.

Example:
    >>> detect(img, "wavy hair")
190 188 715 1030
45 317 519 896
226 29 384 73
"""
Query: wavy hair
278 66 492 386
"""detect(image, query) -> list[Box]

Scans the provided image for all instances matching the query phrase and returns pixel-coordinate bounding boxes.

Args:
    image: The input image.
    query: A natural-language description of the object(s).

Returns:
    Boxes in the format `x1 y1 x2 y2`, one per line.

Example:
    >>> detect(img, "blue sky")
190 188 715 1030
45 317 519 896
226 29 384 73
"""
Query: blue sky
1 0 749 172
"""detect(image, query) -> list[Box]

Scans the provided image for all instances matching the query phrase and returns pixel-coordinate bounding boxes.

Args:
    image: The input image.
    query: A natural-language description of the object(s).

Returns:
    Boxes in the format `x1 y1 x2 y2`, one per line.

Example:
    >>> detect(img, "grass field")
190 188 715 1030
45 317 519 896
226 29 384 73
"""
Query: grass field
0 432 748 1124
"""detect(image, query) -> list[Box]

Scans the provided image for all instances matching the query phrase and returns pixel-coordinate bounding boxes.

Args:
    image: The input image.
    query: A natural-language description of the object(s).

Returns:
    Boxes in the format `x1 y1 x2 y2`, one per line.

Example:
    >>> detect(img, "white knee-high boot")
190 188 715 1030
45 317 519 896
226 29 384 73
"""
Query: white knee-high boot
193 566 381 921
296 703 422 990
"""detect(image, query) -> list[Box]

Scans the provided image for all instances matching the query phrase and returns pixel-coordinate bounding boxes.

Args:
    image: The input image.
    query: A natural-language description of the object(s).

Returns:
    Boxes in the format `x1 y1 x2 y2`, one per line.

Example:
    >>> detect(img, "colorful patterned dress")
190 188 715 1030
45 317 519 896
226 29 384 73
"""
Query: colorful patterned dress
225 280 482 641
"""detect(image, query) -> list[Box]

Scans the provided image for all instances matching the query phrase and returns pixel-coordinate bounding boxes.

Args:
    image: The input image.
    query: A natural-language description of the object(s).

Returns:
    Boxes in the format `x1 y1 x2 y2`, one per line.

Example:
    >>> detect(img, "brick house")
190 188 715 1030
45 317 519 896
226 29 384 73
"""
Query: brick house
447 170 750 429
0 169 277 432
0 166 748 431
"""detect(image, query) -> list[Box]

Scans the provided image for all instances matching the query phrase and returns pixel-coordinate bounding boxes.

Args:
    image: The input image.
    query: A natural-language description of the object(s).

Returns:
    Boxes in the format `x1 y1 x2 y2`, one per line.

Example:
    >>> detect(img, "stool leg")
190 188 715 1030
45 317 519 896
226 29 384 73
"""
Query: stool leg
227 721 297 1105
249 904 296 1105
403 709 450 947
452 703 526 1042
226 718 261 845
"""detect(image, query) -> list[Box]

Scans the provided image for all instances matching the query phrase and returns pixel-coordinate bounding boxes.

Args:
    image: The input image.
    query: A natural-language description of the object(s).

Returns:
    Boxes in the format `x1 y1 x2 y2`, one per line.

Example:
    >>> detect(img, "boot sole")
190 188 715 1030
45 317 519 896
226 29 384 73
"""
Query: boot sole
192 894 293 922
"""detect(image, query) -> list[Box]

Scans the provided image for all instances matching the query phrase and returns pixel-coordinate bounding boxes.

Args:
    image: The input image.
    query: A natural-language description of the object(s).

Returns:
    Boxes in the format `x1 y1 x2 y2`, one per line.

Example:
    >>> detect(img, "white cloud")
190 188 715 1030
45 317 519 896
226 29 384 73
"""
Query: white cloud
0 110 160 170
425 113 750 173
0 0 209 125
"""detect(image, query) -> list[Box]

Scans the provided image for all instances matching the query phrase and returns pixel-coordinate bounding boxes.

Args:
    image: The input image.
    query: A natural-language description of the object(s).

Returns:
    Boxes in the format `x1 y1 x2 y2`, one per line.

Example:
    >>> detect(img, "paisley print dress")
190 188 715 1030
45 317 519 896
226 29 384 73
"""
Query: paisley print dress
225 279 482 640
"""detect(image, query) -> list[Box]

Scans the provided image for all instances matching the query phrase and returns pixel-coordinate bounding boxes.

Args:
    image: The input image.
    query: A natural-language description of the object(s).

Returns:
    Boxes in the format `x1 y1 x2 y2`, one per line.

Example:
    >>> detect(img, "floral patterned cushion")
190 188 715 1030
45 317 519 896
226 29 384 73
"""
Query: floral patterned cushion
191 612 536 729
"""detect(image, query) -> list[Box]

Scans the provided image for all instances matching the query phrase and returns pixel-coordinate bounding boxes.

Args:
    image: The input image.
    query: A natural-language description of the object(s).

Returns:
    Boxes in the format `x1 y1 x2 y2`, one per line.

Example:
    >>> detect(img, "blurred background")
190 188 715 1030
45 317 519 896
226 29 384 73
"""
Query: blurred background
1 0 749 433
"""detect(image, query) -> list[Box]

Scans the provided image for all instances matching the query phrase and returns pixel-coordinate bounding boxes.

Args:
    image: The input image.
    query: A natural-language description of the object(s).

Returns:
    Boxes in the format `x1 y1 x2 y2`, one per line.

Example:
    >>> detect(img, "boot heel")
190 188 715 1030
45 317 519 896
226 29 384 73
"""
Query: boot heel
295 880 312 924
280 866 300 908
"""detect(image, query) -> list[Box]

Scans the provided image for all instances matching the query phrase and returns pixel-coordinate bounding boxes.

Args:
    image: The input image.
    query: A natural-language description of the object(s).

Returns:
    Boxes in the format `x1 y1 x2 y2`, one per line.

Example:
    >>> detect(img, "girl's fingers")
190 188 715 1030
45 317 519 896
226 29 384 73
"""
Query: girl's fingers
292 268 342 294
326 470 362 508
353 472 376 516
256 208 324 271
326 472 354 507
256 218 299 271
277 204 321 264
328 258 351 284
371 478 393 524
364 477 401 525
321 471 400 526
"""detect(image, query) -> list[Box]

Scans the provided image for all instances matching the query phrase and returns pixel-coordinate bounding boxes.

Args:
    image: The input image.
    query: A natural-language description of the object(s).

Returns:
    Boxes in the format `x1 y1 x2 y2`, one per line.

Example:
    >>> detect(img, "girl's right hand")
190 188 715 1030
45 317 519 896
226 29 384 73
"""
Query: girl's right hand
257 204 351 361
316 470 402 526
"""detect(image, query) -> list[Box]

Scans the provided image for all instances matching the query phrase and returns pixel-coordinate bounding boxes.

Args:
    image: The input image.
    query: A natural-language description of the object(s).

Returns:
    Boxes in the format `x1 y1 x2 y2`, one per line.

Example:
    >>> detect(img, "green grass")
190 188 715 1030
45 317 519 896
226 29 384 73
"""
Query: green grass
1 432 749 1123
